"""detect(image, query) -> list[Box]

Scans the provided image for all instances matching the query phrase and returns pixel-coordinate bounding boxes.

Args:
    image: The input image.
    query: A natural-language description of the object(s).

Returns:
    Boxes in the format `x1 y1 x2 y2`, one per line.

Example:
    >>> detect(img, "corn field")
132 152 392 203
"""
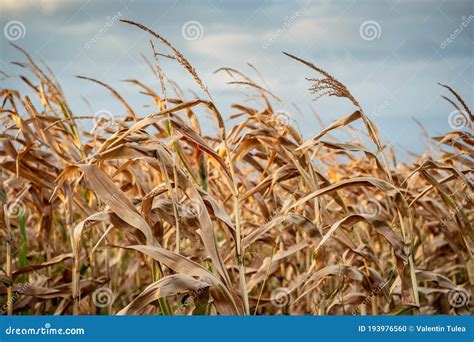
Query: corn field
0 20 472 316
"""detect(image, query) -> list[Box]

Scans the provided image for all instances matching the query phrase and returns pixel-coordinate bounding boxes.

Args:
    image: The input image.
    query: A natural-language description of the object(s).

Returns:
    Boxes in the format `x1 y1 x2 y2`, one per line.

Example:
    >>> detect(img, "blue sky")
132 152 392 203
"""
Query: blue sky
1 0 473 158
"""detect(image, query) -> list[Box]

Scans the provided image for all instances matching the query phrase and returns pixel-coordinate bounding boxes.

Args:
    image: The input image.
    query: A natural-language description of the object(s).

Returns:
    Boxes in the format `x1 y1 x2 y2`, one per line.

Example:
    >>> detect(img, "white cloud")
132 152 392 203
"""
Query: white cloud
0 0 65 14
188 32 259 64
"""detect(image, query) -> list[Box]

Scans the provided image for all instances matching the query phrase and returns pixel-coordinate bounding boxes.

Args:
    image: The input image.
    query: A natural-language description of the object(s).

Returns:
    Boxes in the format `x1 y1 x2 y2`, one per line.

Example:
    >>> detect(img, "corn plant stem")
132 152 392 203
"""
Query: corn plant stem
151 261 171 315
254 232 281 314
223 139 250 315
105 234 111 315
68 196 79 316
4 204 13 315
164 118 181 253
172 158 180 253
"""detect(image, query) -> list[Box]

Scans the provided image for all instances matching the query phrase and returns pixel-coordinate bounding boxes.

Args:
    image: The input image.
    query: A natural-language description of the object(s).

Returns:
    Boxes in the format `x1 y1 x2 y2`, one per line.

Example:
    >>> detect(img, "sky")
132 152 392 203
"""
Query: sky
1 0 473 159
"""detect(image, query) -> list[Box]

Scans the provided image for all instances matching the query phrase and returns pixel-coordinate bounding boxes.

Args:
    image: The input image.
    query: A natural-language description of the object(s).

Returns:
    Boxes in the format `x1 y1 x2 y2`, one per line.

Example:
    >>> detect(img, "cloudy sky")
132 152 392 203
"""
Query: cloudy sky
1 0 472 158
